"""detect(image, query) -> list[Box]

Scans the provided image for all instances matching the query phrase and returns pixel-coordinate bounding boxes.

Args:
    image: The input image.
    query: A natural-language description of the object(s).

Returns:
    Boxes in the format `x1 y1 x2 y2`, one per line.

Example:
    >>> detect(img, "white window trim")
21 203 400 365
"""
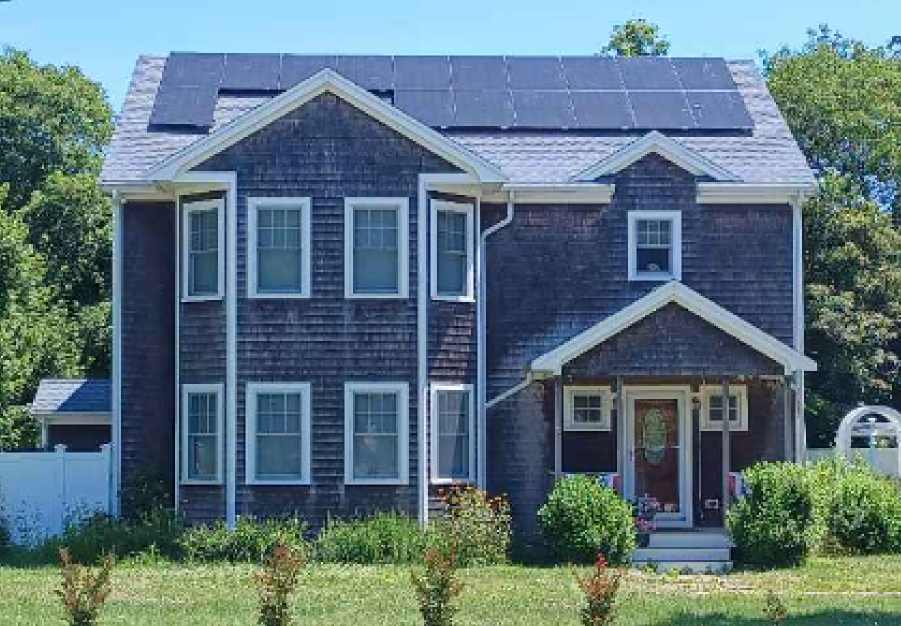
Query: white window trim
627 210 682 282
430 383 476 484
430 200 475 302
564 385 613 431
246 197 312 299
344 381 410 485
182 198 226 302
700 384 749 432
180 383 224 485
344 197 409 299
244 382 312 486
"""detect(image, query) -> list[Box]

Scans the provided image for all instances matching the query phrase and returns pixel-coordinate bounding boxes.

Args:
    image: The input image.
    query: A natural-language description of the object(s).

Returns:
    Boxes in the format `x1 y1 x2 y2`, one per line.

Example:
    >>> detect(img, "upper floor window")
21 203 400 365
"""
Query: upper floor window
247 198 311 298
344 198 409 299
564 386 612 431
182 199 225 301
430 383 475 483
431 201 474 301
344 382 409 485
245 382 312 484
700 384 749 431
627 210 682 282
181 383 223 484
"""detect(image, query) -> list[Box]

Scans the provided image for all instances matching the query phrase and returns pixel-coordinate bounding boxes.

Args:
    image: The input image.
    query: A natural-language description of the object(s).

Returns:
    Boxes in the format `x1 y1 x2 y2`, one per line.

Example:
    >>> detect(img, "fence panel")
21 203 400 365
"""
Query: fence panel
807 447 901 477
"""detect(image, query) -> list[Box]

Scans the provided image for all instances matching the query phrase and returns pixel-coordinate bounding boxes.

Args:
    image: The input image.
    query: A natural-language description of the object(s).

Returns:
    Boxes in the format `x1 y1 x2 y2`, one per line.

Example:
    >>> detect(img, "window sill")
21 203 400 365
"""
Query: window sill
247 292 310 300
180 479 223 486
700 424 748 432
246 479 311 486
432 294 476 303
345 478 409 486
181 294 224 303
628 273 679 282
430 477 476 486
345 292 408 300
563 425 612 433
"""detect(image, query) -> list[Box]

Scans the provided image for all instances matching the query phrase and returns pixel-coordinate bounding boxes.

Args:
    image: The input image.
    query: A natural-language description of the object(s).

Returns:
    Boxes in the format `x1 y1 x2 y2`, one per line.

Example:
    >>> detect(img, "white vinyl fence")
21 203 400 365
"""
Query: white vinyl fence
807 447 901 478
0 444 113 545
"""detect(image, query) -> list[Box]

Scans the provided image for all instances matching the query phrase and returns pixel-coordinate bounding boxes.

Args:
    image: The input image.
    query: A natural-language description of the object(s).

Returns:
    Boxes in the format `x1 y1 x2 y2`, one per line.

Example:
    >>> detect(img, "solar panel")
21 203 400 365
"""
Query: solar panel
629 91 694 129
451 56 507 90
453 90 514 127
160 53 225 88
394 90 454 127
335 56 394 89
394 56 451 90
571 91 633 129
149 84 219 127
279 55 337 89
561 57 622 90
507 57 566 89
221 54 281 91
687 91 753 129
671 58 736 90
511 90 575 128
617 57 680 90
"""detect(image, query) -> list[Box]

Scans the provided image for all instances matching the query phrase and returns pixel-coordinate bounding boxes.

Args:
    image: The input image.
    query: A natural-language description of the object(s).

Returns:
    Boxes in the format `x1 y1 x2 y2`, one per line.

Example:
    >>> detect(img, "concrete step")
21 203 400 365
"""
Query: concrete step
647 532 732 549
633 560 733 574
633 547 731 562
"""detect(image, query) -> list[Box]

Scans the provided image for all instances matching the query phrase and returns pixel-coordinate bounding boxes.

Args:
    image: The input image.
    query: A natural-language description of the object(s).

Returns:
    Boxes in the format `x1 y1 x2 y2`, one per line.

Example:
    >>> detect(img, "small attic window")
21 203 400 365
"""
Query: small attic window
627 210 682 282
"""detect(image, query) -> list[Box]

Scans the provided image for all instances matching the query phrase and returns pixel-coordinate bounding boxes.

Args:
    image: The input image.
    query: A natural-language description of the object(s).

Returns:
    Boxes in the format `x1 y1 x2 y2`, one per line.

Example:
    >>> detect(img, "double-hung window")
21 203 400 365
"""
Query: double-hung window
564 386 612 431
181 384 223 484
344 382 409 484
182 199 225 300
430 384 475 483
700 385 749 431
344 198 409 298
627 210 682 281
245 382 312 484
430 201 474 301
247 198 311 298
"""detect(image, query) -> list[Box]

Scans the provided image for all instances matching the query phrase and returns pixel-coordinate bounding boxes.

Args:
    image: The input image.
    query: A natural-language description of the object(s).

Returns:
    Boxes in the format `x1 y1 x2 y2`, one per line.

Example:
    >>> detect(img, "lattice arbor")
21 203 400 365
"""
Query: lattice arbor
835 406 901 476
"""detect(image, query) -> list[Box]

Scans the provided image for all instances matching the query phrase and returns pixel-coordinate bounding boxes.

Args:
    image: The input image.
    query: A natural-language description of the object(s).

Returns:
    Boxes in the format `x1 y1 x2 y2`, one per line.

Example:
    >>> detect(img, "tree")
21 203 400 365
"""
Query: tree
601 19 670 57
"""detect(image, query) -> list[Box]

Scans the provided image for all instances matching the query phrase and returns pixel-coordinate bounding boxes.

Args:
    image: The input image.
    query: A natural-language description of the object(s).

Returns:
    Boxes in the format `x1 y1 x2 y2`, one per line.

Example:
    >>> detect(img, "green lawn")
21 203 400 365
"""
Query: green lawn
1 556 901 625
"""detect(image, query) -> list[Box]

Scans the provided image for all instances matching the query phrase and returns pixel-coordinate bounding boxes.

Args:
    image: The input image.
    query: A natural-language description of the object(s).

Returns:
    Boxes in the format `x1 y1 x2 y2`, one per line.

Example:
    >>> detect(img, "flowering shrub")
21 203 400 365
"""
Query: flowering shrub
431 486 511 566
56 548 113 626
576 553 622 626
411 546 463 626
256 544 305 626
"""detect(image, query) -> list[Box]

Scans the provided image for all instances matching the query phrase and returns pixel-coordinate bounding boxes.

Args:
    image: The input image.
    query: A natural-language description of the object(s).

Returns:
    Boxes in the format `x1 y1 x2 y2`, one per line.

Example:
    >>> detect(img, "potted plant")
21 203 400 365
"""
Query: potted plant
634 496 659 548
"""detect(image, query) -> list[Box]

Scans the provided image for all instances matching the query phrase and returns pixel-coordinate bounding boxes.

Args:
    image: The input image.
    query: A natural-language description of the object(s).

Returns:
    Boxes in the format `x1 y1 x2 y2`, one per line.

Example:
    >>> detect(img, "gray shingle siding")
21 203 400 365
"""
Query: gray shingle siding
183 93 459 525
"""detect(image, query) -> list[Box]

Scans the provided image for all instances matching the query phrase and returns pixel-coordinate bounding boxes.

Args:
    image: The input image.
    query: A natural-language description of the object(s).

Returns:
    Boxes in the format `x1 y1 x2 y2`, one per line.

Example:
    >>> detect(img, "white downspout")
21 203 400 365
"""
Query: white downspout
792 192 807 462
477 191 515 489
111 190 122 517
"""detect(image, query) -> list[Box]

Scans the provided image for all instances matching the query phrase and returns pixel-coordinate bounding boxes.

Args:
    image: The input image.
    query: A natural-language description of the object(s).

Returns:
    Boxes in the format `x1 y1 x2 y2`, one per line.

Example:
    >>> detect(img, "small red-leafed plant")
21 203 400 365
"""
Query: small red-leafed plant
411 545 464 626
255 544 305 626
576 553 623 626
763 590 788 624
56 548 114 626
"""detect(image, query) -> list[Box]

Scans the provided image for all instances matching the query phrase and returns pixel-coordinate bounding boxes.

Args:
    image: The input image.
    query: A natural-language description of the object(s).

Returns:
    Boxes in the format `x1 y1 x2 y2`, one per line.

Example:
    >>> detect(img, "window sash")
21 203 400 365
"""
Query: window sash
253 391 304 480
256 207 303 294
187 208 219 296
352 391 400 480
708 394 740 423
434 389 471 480
436 211 468 295
353 207 399 294
184 389 220 482
572 393 604 424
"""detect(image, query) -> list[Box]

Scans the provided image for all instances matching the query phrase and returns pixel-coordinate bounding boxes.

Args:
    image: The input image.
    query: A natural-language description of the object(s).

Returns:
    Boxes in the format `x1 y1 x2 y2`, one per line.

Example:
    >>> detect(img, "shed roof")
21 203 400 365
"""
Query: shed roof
31 379 112 415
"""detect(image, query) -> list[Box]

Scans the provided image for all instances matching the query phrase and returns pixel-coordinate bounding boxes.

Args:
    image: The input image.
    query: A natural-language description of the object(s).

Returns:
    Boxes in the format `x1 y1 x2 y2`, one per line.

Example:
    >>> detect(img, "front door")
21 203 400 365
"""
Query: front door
624 389 692 528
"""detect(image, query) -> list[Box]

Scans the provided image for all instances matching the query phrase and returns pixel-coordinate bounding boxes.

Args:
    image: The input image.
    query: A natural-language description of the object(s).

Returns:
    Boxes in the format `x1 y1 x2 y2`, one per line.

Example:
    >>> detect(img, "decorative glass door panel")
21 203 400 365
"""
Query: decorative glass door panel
633 399 680 514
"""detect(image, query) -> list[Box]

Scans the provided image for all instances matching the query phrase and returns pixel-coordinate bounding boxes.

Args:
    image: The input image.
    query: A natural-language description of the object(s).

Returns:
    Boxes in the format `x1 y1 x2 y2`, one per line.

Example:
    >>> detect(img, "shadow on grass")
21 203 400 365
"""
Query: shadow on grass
649 610 901 625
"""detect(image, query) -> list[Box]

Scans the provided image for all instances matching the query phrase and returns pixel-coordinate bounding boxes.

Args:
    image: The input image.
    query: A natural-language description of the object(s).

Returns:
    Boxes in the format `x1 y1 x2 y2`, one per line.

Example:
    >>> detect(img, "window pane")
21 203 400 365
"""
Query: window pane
256 207 303 294
353 208 399 293
353 391 400 480
436 390 470 479
437 211 467 295
188 209 219 296
636 247 670 273
438 434 468 479
256 434 302 479
191 251 218 294
709 395 740 422
188 434 217 480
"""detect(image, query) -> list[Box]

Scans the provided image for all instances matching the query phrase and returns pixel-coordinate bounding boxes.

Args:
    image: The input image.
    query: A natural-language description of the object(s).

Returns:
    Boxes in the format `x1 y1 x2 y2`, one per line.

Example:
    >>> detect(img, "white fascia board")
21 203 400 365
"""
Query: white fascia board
145 69 507 184
571 131 738 182
530 281 817 375
697 182 816 204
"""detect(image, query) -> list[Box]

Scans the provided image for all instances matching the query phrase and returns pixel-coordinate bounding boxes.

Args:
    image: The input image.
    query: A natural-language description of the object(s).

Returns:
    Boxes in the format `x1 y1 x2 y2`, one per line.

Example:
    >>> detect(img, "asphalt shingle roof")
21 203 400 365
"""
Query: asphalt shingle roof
101 56 814 186
31 379 112 414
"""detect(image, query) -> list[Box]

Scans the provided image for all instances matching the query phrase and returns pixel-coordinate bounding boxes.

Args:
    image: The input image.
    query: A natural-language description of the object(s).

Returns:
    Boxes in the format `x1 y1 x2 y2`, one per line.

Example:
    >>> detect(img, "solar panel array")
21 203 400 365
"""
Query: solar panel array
149 54 753 132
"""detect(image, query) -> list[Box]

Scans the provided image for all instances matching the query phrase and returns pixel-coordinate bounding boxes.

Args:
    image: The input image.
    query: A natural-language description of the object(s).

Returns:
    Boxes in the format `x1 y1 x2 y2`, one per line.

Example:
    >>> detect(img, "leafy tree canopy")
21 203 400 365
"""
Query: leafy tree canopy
602 19 670 57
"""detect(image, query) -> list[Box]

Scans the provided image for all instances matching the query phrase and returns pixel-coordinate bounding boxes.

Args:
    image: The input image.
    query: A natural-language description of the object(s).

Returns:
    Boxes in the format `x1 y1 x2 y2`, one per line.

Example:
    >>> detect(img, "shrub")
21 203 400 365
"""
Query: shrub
411 546 463 626
430 486 511 566
256 544 305 626
56 548 113 626
762 591 788 624
0 405 40 451
576 553 622 626
120 467 172 521
727 462 817 567
314 512 425 564
537 476 635 565
180 516 307 563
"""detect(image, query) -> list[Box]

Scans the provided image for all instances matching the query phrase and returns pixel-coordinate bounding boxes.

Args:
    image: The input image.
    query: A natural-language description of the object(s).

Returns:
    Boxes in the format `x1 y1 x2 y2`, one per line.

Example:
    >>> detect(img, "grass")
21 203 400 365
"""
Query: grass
1 556 900 624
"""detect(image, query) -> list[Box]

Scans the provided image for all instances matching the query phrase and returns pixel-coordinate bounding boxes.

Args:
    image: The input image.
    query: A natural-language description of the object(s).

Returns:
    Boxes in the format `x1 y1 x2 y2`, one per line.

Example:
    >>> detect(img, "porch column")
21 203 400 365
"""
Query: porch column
721 378 731 511
783 376 793 461
615 376 625 477
554 378 563 480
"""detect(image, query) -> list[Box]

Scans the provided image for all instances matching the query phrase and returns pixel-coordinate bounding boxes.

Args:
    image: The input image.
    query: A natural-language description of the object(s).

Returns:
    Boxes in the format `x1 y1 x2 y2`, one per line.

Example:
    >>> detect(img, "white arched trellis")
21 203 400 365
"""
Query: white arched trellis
836 405 901 476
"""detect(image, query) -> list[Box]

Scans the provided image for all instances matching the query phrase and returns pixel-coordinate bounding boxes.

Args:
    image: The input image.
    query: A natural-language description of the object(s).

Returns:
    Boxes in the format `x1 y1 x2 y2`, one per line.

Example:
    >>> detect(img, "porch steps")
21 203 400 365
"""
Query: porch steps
631 531 733 574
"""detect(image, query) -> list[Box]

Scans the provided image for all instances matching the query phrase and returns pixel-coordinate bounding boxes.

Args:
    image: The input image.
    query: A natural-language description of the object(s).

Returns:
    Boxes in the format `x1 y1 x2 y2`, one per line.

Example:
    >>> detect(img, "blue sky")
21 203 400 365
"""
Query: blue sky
2 0 897 111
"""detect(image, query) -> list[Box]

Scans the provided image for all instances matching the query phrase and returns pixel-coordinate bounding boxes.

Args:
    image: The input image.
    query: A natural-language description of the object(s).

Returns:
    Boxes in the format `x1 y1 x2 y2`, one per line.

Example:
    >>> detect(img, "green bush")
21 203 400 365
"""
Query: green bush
314 512 425 564
429 486 511 566
537 476 635 565
179 517 307 563
727 462 817 567
120 467 171 521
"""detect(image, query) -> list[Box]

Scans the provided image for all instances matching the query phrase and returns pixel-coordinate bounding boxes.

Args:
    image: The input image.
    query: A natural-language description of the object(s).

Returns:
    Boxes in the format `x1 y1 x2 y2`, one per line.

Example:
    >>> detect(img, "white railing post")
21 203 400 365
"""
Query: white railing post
100 444 113 515
54 444 67 535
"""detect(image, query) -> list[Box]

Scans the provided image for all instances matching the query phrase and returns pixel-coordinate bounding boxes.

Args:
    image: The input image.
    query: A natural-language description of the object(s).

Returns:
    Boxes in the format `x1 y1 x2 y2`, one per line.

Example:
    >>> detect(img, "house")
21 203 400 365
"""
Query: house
30 379 112 452
101 54 816 544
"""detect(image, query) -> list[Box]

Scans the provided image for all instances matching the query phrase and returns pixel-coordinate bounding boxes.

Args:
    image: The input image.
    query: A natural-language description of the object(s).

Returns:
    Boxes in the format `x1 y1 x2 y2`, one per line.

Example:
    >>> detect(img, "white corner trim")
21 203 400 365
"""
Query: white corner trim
429 383 476 484
343 381 410 486
699 384 749 432
563 385 613 431
244 382 312 485
180 383 225 486
145 69 507 184
246 197 312 299
430 199 475 302
697 182 816 205
627 210 682 282
181 197 225 302
343 197 410 299
572 131 738 182
530 281 818 376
